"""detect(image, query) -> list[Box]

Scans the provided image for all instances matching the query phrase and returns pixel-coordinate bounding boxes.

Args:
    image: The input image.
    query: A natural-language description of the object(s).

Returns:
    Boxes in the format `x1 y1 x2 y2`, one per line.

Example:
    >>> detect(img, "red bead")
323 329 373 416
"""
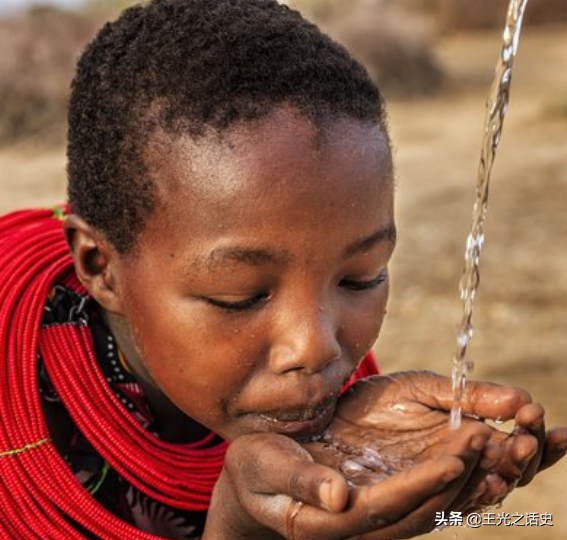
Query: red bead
0 207 226 539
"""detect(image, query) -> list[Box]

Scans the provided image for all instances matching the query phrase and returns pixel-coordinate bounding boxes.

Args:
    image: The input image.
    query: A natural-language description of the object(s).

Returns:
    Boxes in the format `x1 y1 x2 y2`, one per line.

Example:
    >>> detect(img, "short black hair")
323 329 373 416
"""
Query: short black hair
67 0 387 253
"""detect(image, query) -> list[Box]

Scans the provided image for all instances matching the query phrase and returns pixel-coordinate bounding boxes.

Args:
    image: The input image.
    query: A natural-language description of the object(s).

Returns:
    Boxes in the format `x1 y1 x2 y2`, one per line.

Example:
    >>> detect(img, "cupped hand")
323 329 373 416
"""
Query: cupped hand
202 370 567 540
204 424 489 540
305 371 567 513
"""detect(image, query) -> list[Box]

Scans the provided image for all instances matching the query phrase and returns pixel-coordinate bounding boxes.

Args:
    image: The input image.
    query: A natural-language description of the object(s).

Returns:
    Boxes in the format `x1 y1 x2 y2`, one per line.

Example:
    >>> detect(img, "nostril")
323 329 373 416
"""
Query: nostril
270 343 340 375
283 365 305 374
286 353 341 376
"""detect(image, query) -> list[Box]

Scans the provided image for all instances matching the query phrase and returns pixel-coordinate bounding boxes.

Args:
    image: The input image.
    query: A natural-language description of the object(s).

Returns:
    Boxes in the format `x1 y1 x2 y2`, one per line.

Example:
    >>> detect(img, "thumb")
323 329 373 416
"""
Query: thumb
226 433 349 513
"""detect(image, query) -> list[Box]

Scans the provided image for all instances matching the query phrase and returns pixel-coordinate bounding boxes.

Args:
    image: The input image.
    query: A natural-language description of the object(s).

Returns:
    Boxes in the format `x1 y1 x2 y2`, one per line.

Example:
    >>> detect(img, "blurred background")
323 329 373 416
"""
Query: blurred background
0 0 566 538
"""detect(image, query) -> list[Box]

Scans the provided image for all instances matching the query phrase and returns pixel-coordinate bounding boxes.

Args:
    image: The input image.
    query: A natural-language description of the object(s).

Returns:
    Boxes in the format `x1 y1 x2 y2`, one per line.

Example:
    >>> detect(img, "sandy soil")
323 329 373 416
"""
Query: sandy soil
1 25 565 540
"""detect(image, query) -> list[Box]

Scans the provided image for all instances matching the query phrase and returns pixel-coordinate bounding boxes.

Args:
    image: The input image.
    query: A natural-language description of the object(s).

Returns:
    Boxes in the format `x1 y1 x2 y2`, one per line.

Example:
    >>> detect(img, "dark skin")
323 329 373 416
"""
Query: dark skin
64 106 567 540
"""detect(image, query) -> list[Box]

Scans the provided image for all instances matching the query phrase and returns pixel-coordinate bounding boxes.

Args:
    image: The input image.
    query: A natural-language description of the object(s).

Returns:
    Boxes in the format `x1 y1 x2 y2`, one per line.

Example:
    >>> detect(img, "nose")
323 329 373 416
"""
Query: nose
268 303 341 375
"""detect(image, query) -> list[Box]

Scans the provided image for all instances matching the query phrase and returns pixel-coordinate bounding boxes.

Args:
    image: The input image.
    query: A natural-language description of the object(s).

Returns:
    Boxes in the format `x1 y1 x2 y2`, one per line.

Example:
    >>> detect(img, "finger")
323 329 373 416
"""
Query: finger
292 455 466 540
453 380 532 421
514 403 545 486
476 432 539 506
493 432 537 485
375 423 494 532
460 479 488 514
461 379 532 421
226 433 349 513
347 426 490 540
465 405 545 501
451 437 500 512
477 473 509 507
471 428 537 507
398 371 532 421
298 423 490 539
539 426 567 471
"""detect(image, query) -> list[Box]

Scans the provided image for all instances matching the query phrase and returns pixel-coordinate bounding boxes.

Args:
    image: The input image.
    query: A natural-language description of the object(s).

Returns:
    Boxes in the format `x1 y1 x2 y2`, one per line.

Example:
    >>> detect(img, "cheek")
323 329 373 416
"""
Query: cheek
342 283 389 358
125 301 258 402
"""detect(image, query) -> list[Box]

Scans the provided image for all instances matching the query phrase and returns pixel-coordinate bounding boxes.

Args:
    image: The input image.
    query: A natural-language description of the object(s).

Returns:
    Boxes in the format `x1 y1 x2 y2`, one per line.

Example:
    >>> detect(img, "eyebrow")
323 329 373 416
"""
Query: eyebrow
205 224 396 270
342 224 397 259
207 247 293 269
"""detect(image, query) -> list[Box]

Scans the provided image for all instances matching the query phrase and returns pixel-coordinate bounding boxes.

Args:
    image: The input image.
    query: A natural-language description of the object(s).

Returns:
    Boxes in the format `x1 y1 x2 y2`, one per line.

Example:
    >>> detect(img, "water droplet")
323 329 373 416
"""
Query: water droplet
340 459 365 475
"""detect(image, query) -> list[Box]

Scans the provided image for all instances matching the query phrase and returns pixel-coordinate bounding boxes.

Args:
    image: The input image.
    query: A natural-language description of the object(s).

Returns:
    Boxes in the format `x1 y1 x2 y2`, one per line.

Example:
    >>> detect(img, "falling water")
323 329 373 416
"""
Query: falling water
449 0 529 429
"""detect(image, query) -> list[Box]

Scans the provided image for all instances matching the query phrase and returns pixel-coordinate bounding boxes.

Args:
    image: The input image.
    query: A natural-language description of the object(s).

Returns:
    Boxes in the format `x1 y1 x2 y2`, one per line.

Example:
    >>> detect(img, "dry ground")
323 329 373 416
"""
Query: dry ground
0 24 565 540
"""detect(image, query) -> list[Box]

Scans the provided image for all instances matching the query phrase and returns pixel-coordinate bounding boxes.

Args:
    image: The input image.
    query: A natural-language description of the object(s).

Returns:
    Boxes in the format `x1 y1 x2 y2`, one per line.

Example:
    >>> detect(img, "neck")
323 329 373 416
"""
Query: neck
103 310 211 444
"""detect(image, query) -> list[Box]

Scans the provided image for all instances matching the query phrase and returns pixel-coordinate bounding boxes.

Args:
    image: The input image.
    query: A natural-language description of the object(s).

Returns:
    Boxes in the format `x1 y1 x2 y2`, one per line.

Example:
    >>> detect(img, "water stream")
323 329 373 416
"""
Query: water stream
449 0 529 429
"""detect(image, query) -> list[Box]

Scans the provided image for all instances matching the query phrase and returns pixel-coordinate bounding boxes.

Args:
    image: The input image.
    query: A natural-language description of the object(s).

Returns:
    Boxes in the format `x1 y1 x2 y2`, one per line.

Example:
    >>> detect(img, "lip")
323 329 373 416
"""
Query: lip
255 399 336 440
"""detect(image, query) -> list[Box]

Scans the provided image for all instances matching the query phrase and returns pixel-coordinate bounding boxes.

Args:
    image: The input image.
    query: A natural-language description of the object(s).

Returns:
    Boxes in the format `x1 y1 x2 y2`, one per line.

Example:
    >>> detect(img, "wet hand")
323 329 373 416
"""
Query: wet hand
202 371 567 540
307 371 567 514
474 401 567 507
203 400 494 540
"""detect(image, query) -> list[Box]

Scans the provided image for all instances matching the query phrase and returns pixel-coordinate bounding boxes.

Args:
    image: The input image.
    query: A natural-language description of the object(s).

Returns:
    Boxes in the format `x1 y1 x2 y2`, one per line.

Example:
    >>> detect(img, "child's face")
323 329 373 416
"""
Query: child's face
109 107 395 442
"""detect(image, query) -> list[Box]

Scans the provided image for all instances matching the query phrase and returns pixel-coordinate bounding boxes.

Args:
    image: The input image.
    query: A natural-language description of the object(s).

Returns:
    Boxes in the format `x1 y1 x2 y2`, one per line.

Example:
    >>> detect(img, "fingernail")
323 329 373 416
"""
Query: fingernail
319 480 332 511
517 441 538 462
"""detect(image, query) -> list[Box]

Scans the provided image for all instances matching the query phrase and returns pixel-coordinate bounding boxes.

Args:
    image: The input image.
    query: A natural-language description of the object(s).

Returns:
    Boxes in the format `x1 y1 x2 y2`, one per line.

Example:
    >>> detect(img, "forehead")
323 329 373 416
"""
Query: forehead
138 107 394 260
146 107 392 208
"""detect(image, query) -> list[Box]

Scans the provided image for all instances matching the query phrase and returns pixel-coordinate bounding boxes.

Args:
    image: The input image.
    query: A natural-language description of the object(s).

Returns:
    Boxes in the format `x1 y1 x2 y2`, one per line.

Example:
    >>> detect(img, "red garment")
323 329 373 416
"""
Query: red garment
347 351 379 386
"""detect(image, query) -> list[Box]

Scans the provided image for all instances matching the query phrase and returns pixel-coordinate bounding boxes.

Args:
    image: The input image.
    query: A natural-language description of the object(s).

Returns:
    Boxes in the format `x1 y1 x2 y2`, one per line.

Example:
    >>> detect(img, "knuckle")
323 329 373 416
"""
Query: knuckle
512 387 532 408
224 435 265 479
288 467 310 501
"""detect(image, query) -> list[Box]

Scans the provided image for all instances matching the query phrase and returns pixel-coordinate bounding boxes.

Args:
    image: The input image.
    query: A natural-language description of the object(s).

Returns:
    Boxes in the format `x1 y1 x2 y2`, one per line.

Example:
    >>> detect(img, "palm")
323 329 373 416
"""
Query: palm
304 373 473 486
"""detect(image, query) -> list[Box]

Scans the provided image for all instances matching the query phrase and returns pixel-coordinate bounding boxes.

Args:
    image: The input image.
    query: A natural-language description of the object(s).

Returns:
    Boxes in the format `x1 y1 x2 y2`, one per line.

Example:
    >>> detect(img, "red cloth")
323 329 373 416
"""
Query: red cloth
342 351 379 392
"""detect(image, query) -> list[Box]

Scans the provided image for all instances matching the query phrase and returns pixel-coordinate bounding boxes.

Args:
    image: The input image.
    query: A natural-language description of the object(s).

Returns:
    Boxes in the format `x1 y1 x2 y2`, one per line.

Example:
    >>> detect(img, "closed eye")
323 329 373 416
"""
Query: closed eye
204 293 269 312
340 269 388 291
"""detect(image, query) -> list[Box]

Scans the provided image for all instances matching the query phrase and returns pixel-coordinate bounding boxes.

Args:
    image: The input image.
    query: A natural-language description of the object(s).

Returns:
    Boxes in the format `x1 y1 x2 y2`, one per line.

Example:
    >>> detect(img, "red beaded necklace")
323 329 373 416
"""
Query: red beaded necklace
0 207 226 540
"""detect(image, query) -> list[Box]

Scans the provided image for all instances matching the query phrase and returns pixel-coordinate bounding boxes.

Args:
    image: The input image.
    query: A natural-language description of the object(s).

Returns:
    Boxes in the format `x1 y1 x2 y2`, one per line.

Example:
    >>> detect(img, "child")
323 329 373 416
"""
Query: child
0 1 565 539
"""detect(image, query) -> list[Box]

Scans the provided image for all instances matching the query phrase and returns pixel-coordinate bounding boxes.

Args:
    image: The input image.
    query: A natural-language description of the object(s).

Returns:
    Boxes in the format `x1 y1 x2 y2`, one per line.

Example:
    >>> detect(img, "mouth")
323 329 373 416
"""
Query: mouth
255 399 337 441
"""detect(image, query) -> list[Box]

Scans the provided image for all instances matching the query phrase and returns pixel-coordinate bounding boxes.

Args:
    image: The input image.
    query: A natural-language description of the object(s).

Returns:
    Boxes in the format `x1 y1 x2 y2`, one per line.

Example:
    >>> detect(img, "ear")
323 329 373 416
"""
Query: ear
64 215 124 314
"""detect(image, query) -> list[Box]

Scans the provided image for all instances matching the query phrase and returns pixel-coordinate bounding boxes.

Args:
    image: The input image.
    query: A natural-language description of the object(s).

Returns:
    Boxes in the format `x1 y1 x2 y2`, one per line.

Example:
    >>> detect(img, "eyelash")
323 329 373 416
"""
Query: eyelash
339 269 389 291
205 270 388 312
205 293 269 312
